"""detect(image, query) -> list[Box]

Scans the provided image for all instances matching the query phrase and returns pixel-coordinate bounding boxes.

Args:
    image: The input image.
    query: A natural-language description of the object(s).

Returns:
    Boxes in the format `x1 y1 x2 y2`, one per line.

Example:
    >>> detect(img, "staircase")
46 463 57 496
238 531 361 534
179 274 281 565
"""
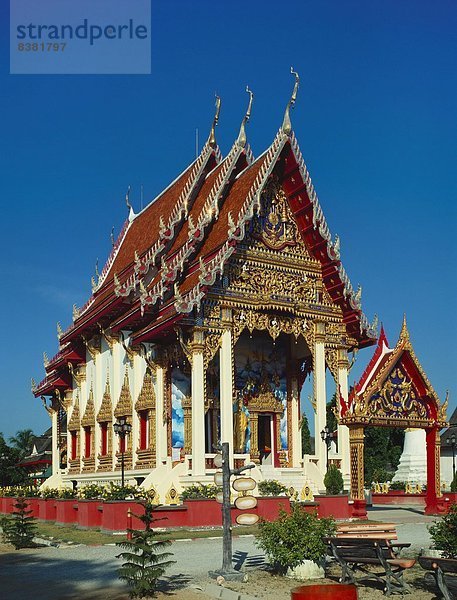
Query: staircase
259 465 321 496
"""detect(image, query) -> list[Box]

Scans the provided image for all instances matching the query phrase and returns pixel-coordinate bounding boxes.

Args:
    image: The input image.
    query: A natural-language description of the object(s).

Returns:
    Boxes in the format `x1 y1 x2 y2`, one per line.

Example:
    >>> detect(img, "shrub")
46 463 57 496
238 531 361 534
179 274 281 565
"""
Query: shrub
257 480 287 497
40 487 59 499
389 481 406 491
3 495 37 549
429 504 457 558
76 483 106 500
181 484 219 500
256 504 336 574
324 465 344 495
104 483 144 501
117 501 175 598
58 488 76 499
451 473 457 493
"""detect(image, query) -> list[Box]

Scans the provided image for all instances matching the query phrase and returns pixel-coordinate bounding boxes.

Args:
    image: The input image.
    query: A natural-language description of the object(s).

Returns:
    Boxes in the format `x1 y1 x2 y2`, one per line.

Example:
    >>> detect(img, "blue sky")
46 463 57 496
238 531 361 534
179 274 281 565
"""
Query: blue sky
0 0 455 440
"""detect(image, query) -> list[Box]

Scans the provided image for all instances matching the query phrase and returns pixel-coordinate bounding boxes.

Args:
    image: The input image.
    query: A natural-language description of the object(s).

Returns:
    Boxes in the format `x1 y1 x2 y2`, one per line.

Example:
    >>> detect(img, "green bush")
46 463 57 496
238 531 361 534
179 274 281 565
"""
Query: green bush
256 504 336 574
324 465 344 495
117 502 175 597
181 484 219 500
451 473 457 493
76 484 106 500
40 487 59 499
389 481 406 491
58 488 76 499
104 483 144 501
429 504 457 558
257 480 288 497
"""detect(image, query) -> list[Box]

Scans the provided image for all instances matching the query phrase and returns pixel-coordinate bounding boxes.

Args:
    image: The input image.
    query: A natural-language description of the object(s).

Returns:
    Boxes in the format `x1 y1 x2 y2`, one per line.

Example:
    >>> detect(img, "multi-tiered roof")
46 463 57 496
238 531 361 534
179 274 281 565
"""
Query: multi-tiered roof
34 72 376 397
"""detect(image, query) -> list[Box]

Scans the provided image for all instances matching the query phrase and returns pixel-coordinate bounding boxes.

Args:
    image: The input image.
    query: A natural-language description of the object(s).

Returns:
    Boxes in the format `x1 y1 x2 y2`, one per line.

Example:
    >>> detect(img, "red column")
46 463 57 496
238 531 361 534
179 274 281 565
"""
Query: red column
425 427 446 515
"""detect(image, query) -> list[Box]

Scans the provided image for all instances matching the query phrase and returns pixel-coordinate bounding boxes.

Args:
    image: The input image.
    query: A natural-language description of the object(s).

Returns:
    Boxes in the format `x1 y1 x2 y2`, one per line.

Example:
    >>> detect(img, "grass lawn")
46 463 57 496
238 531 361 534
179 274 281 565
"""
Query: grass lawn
34 521 260 546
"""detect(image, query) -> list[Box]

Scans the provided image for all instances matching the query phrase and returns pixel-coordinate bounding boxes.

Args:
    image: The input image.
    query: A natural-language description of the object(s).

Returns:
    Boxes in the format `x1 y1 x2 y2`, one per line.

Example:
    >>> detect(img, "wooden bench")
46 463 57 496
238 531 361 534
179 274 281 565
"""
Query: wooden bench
418 555 457 600
325 524 415 595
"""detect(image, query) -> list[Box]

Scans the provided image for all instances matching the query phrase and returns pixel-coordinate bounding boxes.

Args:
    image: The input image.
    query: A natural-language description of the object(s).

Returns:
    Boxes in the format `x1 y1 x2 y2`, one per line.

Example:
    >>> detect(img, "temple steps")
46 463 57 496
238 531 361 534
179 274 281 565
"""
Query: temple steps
259 465 321 496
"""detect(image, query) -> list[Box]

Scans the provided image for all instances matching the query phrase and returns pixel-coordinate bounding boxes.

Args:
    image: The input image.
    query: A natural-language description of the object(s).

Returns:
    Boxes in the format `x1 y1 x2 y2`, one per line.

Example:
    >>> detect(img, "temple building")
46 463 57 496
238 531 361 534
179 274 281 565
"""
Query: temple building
33 72 446 509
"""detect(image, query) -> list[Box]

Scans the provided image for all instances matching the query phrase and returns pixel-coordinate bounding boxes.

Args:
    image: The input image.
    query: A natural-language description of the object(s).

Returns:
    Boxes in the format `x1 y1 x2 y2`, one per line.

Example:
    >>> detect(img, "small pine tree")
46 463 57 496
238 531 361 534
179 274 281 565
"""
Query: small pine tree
116 501 175 598
301 414 312 455
3 495 37 549
324 464 344 495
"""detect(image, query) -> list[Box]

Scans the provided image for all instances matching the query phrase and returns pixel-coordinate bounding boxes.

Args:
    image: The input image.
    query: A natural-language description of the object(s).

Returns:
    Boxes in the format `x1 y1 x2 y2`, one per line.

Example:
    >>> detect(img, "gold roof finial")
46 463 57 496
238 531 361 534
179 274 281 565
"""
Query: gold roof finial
282 67 300 136
208 94 221 148
400 313 410 341
236 86 254 148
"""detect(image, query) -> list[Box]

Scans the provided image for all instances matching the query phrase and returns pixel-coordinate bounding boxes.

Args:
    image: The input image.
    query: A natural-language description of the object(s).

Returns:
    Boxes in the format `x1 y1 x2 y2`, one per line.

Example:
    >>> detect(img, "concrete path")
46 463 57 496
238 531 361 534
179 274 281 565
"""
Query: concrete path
0 506 438 599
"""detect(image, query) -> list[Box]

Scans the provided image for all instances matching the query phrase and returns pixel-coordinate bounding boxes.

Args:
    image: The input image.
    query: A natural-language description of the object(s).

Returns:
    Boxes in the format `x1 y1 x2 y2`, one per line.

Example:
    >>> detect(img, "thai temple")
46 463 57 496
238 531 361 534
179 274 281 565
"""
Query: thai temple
32 71 448 514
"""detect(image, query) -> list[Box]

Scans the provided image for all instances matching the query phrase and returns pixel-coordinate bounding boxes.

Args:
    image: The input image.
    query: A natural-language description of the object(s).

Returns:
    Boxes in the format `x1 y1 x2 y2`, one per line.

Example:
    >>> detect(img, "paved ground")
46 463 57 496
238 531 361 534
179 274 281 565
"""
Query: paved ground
0 505 439 600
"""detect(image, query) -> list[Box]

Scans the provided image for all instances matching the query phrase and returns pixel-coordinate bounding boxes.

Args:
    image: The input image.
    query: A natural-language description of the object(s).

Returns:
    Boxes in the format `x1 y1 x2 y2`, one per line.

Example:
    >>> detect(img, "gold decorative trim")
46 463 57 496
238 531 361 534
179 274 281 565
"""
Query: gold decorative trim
114 367 133 417
135 369 156 412
81 387 95 426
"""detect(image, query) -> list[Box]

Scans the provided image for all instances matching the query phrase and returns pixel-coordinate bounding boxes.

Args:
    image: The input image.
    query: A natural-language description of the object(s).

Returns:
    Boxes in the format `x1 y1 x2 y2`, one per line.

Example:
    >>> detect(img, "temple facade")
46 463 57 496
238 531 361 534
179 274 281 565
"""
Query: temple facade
33 75 384 502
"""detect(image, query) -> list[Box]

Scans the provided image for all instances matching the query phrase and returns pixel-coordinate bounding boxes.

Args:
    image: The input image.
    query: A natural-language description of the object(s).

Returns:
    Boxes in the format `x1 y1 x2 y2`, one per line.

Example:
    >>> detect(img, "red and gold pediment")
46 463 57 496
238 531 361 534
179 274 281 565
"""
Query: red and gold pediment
114 367 133 417
342 317 447 428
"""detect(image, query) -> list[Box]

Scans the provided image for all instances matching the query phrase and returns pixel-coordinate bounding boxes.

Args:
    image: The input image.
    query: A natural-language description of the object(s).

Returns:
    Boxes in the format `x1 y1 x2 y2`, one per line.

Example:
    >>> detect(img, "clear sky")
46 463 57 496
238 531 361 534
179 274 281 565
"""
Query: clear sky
0 0 455 440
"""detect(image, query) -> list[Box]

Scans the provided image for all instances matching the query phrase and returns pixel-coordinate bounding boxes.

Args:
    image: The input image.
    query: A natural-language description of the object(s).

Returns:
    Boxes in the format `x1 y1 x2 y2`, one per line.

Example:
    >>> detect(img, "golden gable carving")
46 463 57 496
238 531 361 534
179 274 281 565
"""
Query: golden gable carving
135 369 156 412
97 375 113 422
115 367 133 417
68 402 80 431
81 387 95 426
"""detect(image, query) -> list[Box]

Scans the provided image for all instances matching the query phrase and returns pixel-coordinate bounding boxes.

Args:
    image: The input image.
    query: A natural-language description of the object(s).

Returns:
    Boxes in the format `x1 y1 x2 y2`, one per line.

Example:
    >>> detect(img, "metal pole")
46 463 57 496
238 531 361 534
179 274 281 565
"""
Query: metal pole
453 442 456 482
121 435 125 488
221 442 233 572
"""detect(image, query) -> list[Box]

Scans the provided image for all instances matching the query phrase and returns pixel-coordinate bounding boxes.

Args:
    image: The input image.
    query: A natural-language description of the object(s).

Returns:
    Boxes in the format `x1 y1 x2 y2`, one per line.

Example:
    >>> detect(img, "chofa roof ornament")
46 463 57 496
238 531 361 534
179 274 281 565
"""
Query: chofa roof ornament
207 94 221 148
236 85 254 148
282 66 300 136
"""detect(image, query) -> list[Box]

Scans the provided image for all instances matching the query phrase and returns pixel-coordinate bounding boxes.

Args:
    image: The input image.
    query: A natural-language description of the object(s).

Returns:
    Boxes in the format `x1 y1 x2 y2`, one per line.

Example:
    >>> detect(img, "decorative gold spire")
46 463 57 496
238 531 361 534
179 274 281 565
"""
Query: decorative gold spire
399 313 410 342
281 67 300 136
236 86 254 148
208 94 221 148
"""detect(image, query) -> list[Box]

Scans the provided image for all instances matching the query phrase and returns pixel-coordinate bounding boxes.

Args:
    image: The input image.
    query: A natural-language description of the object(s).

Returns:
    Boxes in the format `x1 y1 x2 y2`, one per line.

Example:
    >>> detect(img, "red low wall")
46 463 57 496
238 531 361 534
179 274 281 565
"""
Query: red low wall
372 492 426 506
77 500 103 529
442 493 457 513
314 495 352 519
55 500 78 525
0 495 352 530
38 499 57 521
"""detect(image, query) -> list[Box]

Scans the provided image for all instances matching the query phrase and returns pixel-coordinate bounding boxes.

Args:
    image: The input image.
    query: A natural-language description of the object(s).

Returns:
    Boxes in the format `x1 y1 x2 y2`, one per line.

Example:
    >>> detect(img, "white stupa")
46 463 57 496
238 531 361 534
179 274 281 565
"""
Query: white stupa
392 428 427 484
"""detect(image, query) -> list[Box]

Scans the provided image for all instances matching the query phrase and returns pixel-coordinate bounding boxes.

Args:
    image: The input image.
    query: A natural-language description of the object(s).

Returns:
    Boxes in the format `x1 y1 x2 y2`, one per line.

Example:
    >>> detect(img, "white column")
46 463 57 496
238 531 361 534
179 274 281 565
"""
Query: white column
338 348 351 489
51 406 59 475
191 329 206 477
220 309 234 467
314 321 327 476
131 354 143 469
155 365 168 465
291 374 302 467
94 348 102 470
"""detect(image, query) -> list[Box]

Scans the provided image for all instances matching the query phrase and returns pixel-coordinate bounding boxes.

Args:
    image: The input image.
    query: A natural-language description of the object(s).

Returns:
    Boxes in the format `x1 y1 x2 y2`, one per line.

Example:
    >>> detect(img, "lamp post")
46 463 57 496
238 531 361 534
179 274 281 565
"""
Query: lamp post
446 432 456 484
320 426 337 470
114 417 132 488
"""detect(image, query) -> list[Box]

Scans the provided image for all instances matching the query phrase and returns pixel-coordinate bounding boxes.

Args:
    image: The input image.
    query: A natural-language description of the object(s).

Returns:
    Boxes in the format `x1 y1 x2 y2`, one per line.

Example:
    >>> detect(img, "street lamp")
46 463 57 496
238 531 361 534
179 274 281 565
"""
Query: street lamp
114 417 132 488
446 432 456 484
320 426 337 470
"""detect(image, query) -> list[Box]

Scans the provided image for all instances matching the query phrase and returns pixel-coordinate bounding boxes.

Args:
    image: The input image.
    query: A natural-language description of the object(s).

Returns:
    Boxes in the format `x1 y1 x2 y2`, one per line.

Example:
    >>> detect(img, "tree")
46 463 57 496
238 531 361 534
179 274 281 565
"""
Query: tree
326 393 338 433
3 495 37 549
9 429 35 459
364 427 404 484
300 414 312 455
0 433 28 487
324 464 344 495
116 502 175 598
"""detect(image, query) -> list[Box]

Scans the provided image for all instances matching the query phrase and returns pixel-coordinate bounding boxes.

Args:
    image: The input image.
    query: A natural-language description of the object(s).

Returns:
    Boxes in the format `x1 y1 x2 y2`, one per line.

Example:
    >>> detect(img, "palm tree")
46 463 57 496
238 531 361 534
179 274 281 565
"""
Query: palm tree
9 429 35 458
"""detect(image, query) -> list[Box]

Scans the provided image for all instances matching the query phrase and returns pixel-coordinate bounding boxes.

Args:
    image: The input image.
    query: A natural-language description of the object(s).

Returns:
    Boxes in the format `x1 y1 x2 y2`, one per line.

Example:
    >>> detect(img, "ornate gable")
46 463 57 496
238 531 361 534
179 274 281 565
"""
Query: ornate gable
97 375 113 422
343 317 447 428
114 367 133 417
135 369 156 412
68 400 80 431
81 387 95 426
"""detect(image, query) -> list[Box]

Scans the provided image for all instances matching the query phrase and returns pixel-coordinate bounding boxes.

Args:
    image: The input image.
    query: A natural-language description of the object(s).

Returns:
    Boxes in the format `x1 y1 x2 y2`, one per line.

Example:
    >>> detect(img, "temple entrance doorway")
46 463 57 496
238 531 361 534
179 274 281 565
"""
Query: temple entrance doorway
258 414 273 465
